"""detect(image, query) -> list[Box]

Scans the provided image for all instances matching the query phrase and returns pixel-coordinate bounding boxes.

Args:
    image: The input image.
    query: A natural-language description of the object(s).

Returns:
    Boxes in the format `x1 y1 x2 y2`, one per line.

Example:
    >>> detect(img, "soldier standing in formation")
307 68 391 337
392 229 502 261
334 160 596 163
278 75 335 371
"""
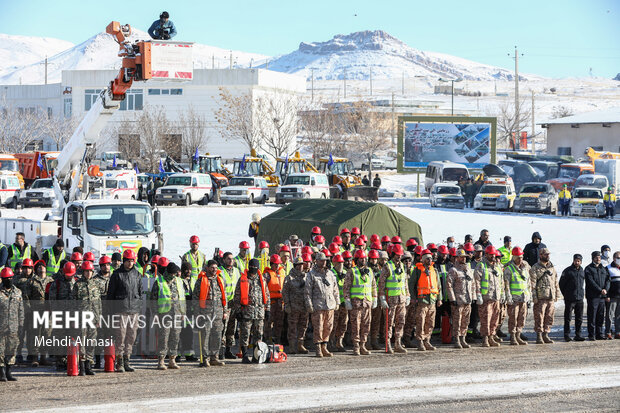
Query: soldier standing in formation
446 249 475 349
282 256 309 354
379 244 410 354
0 268 24 381
72 261 102 375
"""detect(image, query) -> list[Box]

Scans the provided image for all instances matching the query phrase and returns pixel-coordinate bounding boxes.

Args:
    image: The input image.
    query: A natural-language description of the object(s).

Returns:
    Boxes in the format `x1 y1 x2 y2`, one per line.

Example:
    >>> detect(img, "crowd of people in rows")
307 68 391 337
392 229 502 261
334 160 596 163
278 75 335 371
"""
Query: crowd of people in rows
0 225 618 381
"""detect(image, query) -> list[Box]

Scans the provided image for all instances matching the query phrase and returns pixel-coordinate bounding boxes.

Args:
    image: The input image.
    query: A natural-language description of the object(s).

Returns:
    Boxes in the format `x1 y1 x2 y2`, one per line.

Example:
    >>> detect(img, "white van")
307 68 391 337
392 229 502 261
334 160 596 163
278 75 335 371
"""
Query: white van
155 173 213 206
276 173 330 204
92 170 138 200
221 176 270 205
425 161 469 195
0 175 21 208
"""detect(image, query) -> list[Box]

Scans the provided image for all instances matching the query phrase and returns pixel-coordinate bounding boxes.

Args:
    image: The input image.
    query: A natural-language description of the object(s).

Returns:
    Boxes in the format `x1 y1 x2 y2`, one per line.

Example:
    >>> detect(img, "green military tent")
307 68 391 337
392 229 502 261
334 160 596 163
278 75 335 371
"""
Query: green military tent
258 199 423 249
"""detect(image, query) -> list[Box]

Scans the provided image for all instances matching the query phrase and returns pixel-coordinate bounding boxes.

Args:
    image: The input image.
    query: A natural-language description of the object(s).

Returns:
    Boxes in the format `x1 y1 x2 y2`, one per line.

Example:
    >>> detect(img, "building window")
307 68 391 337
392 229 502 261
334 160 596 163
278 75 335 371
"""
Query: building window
557 147 571 156
147 88 182 96
84 89 103 111
162 89 170 95
119 89 143 111
47 107 53 119
148 89 160 95
170 88 183 95
64 97 72 118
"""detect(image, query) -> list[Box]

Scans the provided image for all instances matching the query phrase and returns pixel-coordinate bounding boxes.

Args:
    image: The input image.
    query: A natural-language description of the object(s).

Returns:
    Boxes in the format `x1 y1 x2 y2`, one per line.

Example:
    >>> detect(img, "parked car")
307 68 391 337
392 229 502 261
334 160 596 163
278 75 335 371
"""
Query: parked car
425 161 469 195
570 187 605 217
276 173 330 204
513 182 558 214
573 174 609 191
474 182 516 211
220 176 270 205
429 183 465 209
19 178 56 207
155 173 213 206
0 175 21 208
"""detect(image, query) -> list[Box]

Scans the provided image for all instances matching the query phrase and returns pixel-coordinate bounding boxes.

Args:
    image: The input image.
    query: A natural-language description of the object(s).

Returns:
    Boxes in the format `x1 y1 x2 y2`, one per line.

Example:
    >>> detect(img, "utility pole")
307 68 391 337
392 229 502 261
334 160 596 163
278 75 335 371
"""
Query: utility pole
369 67 373 96
391 92 396 145
40 56 48 85
401 72 405 95
531 90 535 154
344 68 347 99
311 68 315 102
229 50 233 69
510 46 523 149
212 55 215 69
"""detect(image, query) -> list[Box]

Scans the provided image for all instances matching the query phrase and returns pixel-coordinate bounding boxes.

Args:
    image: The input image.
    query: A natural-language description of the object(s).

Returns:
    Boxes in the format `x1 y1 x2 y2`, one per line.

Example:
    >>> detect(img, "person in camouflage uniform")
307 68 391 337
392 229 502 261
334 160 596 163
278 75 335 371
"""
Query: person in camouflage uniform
192 260 227 367
72 260 102 376
219 252 241 360
14 259 34 364
343 250 377 356
402 251 417 348
24 261 51 367
503 247 531 346
233 259 270 357
48 262 77 370
329 253 348 352
379 244 410 354
446 249 476 349
263 254 286 343
474 246 505 348
529 248 560 344
410 249 443 352
93 255 112 369
150 262 186 370
369 250 387 350
282 256 309 354
0 268 24 381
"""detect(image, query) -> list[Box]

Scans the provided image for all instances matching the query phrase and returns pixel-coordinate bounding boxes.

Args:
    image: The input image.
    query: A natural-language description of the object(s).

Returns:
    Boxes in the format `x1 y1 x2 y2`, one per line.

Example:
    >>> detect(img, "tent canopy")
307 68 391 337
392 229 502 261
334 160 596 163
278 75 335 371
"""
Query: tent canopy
258 199 423 249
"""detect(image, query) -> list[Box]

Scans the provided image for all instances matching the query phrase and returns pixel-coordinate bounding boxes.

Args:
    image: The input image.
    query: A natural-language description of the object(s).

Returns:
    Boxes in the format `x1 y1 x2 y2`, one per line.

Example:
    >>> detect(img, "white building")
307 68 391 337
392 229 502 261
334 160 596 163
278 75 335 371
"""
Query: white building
1 68 306 160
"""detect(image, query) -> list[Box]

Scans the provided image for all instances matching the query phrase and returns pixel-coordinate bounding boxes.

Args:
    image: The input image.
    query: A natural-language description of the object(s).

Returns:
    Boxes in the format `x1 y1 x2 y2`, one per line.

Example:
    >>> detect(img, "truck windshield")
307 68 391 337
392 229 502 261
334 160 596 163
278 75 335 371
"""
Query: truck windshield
558 167 580 179
86 205 153 236
233 160 263 176
229 177 254 186
285 176 310 186
575 176 607 189
480 185 507 194
520 184 548 193
32 179 53 189
166 176 191 186
0 160 19 172
574 189 602 199
435 186 461 195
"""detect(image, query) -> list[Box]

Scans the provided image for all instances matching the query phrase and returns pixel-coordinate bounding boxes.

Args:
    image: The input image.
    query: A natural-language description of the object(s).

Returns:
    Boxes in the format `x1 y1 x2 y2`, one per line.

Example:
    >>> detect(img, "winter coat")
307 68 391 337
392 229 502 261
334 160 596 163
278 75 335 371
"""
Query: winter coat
282 268 307 313
474 258 505 302
559 265 585 301
233 272 270 320
503 260 531 303
523 242 547 266
607 263 620 298
0 285 24 335
446 262 476 306
584 263 611 300
72 277 102 322
343 266 377 308
148 19 177 39
304 266 339 312
192 273 226 319
529 261 560 302
150 274 187 315
106 265 143 314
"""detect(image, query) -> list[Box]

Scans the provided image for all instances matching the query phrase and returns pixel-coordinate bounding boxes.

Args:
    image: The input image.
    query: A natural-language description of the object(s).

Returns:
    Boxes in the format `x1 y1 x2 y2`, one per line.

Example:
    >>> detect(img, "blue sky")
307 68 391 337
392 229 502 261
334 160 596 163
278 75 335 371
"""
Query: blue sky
2 0 619 78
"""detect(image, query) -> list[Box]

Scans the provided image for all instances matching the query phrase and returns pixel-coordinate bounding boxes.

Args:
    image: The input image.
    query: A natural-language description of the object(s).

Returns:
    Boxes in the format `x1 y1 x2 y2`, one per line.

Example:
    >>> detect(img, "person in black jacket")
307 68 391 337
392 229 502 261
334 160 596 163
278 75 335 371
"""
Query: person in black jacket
523 232 547 267
473 229 492 249
106 250 142 372
559 254 586 341
584 251 611 340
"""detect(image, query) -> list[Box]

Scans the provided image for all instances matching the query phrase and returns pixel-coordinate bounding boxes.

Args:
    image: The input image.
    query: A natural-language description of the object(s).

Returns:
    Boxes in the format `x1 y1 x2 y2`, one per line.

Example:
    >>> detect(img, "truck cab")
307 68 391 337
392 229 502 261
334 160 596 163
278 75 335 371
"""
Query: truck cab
91 169 138 200
155 173 213 206
425 161 469 195
547 163 594 191
513 182 558 214
221 176 269 205
570 187 605 218
276 172 330 204
19 178 57 207
101 151 129 169
474 179 516 211
0 175 21 208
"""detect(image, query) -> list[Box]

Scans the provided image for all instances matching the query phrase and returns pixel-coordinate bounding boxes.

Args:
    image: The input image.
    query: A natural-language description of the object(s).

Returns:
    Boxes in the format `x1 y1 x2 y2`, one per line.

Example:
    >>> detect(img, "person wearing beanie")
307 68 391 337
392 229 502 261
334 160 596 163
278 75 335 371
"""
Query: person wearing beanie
559 254 586 341
111 252 122 270
179 261 197 362
585 251 610 340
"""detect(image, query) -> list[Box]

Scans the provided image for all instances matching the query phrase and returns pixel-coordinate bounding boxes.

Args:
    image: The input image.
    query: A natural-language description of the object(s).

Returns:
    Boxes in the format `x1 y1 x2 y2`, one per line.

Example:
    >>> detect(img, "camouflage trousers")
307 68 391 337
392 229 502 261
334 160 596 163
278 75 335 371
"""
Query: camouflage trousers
415 303 436 341
27 310 52 356
264 298 285 342
507 302 528 334
114 313 140 357
312 310 334 344
403 302 417 339
287 309 309 345
478 300 500 337
349 306 371 343
223 304 237 347
0 333 19 366
78 326 97 362
330 304 348 341
451 304 472 337
370 306 384 340
156 318 181 357
533 299 555 333
200 317 223 357
497 302 507 331
238 318 264 347
387 302 406 339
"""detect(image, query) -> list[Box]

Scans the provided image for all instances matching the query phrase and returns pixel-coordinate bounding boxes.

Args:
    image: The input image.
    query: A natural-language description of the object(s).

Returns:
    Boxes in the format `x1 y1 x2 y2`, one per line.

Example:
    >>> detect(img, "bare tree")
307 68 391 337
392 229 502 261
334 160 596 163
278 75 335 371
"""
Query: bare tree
551 105 574 119
298 97 340 166
45 114 80 150
0 97 48 152
255 91 299 158
135 105 173 172
495 98 531 150
178 104 209 161
214 87 260 152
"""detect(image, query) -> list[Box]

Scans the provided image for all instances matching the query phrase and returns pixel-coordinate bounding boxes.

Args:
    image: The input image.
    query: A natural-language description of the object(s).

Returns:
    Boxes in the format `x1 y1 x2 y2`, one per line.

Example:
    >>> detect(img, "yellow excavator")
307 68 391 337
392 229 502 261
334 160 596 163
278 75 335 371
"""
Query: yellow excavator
231 149 279 187
274 151 318 183
318 156 378 201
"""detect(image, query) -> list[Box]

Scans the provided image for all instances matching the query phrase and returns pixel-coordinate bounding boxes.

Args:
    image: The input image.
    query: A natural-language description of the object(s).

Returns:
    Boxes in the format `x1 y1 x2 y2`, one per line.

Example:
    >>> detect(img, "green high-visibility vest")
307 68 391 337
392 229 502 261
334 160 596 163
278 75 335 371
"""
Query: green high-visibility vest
437 264 449 301
336 272 345 304
184 250 205 279
135 262 144 276
350 267 373 301
219 266 240 302
480 262 490 296
157 275 185 314
45 248 65 275
498 246 512 266
385 261 406 297
10 244 31 269
506 263 527 296
283 260 293 276
234 255 247 273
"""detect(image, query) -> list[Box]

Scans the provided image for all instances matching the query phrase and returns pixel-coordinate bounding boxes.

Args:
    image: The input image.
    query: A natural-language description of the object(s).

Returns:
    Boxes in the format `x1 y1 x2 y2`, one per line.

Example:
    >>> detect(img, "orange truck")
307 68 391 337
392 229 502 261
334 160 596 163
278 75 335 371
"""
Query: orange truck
14 151 59 187
0 154 26 188
547 163 594 191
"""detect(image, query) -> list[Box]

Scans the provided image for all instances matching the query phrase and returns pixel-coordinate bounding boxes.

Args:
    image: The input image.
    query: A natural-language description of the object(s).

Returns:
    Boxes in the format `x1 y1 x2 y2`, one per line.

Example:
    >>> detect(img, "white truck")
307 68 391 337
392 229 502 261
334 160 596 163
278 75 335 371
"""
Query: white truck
90 169 139 200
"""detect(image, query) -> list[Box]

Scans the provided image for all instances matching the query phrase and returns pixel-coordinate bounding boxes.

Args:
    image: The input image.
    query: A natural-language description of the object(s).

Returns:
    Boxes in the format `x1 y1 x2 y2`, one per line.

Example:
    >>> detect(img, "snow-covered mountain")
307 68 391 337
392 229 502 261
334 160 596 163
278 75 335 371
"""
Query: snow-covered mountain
262 30 536 81
0 29 268 85
0 34 74 78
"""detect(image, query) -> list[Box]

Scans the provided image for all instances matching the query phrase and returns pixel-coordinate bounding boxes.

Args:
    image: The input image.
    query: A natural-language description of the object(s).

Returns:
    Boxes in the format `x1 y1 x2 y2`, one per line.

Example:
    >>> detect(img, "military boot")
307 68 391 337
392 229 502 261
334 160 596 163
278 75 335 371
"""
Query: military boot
481 336 490 347
402 336 414 348
85 361 95 376
386 340 394 354
460 336 471 349
360 342 371 355
315 344 323 358
297 342 309 354
94 355 101 369
352 342 361 356
453 337 463 349
371 337 381 350
542 333 554 344
5 363 16 382
79 361 86 376
31 356 39 368
510 334 518 345
536 333 544 344
39 355 51 366
321 342 333 357
157 356 167 370
209 355 225 366
493 334 503 343
224 346 237 359
496 329 507 338
168 355 180 369
488 335 500 347
0 364 6 382
516 334 528 345
417 339 426 351
394 339 408 354
218 347 225 360
123 356 135 372
335 337 345 352
199 358 210 367
115 356 125 373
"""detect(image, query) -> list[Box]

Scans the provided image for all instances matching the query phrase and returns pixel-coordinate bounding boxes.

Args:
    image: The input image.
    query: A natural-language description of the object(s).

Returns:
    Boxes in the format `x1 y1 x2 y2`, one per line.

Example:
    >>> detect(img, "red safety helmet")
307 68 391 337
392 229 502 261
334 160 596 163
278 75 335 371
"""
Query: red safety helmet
485 245 498 256
342 250 353 260
332 235 343 246
437 245 449 255
332 254 344 263
381 236 391 243
495 250 502 257
81 261 94 271
421 248 432 256
328 243 340 255
340 228 350 234
259 241 269 250
354 249 367 259
391 236 402 244
448 247 457 257
427 243 438 251
314 235 326 244
406 238 418 248
190 235 200 244
414 245 424 255
511 247 524 256
311 226 321 235
21 258 34 267
302 253 312 263
463 242 475 252
301 246 313 255
83 252 95 262
368 249 380 259
392 244 404 256
370 242 382 250
239 241 250 249
99 255 112 265
361 234 368 243
322 248 332 258
63 262 76 276
370 234 379 243
151 255 161 264
270 254 282 264
355 238 365 246
123 249 137 261
71 252 83 261
0 268 14 278
351 227 361 235
158 257 170 267
279 245 291 253
386 244 393 255
112 224 121 232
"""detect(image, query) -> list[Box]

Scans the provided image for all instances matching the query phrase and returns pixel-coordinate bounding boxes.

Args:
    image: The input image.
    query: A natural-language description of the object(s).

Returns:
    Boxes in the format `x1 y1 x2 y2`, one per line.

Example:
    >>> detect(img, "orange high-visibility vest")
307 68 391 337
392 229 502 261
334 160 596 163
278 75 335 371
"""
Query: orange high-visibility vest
240 270 267 306
265 266 285 299
415 262 439 296
198 271 227 308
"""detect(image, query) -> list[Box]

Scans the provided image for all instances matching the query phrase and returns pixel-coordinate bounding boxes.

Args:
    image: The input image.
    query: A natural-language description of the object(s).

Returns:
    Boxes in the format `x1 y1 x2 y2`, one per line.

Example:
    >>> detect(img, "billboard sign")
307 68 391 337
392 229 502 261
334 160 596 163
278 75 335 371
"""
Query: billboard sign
403 122 491 168
149 41 193 80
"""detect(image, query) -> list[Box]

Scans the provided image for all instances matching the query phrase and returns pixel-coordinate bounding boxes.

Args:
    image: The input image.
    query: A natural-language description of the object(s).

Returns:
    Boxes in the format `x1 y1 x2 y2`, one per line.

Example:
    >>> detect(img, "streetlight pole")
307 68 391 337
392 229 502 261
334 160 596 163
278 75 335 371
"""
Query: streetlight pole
438 78 462 116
